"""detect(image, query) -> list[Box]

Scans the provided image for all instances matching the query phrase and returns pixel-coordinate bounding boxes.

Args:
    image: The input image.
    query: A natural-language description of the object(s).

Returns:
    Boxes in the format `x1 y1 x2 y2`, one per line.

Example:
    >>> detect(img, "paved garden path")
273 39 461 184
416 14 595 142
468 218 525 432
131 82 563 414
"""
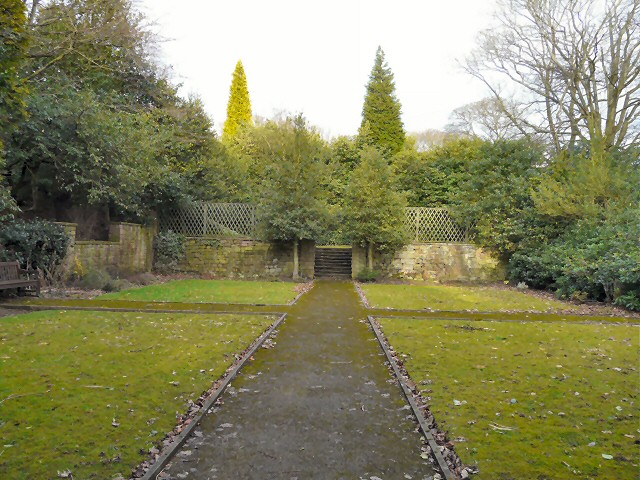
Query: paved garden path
161 281 438 479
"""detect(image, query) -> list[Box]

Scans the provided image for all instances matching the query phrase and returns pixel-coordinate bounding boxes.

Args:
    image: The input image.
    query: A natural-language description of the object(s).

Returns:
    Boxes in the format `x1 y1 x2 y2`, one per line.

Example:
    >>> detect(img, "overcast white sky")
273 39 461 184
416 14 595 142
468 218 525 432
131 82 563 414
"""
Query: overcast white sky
139 0 497 138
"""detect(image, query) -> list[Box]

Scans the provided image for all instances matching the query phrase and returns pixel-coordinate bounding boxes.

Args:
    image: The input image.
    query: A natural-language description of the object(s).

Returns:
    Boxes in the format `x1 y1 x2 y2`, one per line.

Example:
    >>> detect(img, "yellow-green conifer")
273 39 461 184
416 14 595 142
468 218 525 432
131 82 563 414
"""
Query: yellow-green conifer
223 60 253 141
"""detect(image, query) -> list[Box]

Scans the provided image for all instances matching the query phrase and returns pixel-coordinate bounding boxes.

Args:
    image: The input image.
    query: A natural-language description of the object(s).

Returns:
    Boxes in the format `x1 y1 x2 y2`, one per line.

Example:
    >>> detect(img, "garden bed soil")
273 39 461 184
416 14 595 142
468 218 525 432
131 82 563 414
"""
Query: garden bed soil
0 306 28 318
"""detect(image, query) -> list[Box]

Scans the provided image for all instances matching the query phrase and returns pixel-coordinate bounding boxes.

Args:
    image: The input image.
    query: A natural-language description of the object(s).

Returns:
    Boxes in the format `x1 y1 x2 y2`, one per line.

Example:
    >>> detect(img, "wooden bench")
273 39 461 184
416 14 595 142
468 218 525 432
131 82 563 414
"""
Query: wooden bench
0 261 40 296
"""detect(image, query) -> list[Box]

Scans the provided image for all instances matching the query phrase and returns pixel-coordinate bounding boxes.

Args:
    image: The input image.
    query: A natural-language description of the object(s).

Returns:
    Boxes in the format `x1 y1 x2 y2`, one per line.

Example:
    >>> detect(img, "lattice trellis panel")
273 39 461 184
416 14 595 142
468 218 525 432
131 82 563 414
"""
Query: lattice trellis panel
161 203 257 238
405 207 471 243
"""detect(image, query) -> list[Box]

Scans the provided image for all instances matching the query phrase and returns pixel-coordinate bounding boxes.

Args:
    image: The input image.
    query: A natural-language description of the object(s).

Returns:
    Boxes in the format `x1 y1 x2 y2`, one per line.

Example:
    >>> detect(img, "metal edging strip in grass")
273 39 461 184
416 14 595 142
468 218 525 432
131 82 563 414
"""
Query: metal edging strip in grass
366 306 636 324
288 284 311 305
5 298 295 308
353 282 371 308
373 313 639 327
367 315 457 480
0 304 285 317
137 312 287 480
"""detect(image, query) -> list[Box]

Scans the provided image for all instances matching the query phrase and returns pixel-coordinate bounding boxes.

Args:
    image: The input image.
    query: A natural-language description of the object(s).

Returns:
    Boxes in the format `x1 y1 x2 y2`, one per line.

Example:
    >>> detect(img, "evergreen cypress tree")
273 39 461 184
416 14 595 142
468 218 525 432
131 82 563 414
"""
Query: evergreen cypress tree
223 60 253 141
359 47 405 155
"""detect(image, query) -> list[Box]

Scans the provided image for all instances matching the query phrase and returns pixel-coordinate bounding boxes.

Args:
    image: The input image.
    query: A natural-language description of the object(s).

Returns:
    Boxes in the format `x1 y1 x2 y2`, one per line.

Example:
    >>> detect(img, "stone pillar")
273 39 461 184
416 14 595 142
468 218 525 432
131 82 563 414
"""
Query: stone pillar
299 239 315 279
351 244 367 279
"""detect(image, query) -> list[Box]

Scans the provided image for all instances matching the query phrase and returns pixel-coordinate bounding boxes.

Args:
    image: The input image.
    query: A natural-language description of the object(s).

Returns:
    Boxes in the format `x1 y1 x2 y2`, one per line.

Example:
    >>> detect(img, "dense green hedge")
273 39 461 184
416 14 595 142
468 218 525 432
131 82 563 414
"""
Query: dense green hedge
0 219 69 280
509 209 640 309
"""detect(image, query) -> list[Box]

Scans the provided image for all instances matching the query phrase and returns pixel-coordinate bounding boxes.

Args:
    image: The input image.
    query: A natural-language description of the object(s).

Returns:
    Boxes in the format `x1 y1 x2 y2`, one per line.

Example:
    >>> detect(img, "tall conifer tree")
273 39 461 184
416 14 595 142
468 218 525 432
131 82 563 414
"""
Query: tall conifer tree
223 60 253 141
359 47 405 155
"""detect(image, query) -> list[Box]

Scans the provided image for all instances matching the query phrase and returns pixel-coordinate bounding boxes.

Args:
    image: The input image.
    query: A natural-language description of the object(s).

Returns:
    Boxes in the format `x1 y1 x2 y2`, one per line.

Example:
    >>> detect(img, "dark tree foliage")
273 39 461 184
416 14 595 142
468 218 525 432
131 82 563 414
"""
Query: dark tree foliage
393 138 482 207
2 0 226 229
0 0 28 133
451 139 551 260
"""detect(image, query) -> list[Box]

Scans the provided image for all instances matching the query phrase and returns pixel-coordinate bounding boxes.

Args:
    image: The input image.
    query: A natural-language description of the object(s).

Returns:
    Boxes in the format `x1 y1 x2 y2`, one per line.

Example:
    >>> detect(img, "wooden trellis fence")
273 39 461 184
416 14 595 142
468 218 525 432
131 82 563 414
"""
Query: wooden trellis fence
405 207 472 243
161 203 472 243
160 203 257 238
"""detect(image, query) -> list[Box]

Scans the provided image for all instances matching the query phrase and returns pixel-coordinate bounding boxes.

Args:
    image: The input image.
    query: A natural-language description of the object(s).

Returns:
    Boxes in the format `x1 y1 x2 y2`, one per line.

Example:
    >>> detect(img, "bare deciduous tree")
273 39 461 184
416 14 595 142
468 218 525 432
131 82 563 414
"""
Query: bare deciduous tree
408 129 459 151
24 0 41 24
445 97 525 141
23 0 154 82
465 0 640 155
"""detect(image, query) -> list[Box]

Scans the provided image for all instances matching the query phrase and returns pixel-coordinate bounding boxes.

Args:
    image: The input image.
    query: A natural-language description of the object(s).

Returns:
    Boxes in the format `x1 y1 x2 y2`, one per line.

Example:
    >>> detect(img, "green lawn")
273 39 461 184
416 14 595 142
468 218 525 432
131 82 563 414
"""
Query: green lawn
100 279 300 304
0 310 276 479
379 317 640 479
362 284 577 312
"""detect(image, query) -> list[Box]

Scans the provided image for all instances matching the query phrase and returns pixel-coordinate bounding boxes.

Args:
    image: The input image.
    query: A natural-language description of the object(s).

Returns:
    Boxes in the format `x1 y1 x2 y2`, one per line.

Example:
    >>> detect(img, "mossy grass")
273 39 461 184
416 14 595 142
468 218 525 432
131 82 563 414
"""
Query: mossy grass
100 279 299 304
379 317 640 479
0 310 276 479
362 283 580 312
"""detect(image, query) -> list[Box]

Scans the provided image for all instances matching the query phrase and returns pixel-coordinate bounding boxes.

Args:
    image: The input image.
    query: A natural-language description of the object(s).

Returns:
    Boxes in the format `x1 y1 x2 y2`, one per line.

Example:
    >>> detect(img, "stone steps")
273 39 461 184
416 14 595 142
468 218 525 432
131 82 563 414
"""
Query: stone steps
315 247 352 278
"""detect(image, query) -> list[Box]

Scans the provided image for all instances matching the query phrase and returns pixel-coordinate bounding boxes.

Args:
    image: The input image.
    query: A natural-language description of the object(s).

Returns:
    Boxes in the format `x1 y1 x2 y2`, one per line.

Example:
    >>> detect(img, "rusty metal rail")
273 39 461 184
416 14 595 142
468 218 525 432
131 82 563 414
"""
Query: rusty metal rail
368 315 457 480
138 313 287 480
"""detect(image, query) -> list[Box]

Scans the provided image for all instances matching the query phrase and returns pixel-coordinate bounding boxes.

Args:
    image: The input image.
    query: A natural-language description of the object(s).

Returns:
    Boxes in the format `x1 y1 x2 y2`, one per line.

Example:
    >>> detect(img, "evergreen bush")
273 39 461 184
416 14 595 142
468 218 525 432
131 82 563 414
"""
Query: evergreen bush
356 268 381 283
153 230 185 273
508 209 640 310
0 219 69 280
77 268 112 290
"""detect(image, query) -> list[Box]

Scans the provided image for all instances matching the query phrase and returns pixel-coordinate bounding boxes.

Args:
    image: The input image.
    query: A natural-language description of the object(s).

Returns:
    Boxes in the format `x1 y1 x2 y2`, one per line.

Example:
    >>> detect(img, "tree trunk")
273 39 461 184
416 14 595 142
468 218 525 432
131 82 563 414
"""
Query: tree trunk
28 0 40 25
367 242 373 270
293 238 299 281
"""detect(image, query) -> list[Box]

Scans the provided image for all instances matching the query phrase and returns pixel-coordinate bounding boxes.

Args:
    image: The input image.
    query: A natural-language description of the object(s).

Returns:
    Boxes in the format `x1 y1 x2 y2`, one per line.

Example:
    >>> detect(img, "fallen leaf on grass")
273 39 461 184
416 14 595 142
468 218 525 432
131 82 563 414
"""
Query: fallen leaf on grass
489 422 515 431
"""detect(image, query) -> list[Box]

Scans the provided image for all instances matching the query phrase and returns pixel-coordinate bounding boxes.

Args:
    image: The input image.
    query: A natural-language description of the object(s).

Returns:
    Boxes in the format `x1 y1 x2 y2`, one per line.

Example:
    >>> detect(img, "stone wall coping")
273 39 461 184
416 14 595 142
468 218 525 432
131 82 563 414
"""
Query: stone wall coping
54 221 149 228
75 240 120 246
111 221 147 227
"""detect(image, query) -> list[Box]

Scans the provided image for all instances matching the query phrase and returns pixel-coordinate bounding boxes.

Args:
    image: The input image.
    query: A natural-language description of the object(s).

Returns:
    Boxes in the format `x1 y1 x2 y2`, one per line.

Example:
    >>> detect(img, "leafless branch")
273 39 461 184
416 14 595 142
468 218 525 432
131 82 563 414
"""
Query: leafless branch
464 0 640 154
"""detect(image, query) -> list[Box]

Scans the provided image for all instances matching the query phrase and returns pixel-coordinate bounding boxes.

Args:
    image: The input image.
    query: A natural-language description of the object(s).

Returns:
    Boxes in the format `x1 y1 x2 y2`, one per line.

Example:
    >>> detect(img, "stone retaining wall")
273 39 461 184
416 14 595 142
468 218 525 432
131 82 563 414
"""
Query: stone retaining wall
58 222 154 277
178 238 315 280
353 243 504 282
56 221 500 283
